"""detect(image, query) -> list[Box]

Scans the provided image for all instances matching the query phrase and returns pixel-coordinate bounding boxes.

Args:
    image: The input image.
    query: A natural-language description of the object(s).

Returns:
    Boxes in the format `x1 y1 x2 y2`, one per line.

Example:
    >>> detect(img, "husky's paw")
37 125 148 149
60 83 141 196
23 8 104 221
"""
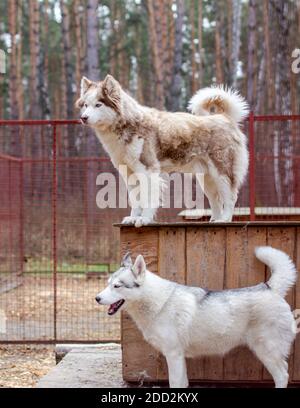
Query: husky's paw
134 217 153 228
122 216 137 225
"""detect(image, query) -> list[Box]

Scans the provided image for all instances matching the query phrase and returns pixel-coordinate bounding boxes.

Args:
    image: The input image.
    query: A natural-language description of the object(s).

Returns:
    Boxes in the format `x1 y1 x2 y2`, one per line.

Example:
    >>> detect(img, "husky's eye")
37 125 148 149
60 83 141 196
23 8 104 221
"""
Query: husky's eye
95 103 102 108
113 284 122 289
84 103 88 108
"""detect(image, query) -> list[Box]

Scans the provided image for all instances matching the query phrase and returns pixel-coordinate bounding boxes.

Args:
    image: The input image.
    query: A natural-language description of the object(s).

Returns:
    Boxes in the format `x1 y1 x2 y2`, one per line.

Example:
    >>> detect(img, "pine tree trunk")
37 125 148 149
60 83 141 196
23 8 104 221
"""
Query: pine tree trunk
227 0 233 72
271 0 293 206
197 0 203 88
169 0 184 111
230 0 242 88
8 0 19 120
254 52 265 114
247 0 257 110
165 0 175 108
8 0 21 156
87 0 100 82
60 0 74 119
263 0 274 112
190 0 197 94
147 0 165 109
29 0 41 119
215 6 224 84
16 0 23 120
109 0 117 78
159 0 169 95
74 0 84 93
38 1 51 119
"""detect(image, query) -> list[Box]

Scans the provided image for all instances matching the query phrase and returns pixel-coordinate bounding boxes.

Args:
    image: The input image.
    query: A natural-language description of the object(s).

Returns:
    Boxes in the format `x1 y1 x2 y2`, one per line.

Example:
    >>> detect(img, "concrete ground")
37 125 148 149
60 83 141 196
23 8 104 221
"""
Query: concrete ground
37 344 125 388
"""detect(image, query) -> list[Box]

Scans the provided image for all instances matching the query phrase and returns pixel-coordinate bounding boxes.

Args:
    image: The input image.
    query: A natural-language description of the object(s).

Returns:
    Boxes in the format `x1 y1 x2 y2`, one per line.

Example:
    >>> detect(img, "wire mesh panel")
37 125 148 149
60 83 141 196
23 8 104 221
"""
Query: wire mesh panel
0 124 55 342
0 122 126 343
0 117 299 344
253 116 300 220
55 156 125 341
0 156 24 340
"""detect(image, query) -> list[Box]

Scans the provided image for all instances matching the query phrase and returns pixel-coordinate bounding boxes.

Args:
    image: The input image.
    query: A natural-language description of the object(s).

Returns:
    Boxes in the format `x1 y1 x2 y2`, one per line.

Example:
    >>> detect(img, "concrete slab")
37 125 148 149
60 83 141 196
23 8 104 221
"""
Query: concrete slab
37 344 125 388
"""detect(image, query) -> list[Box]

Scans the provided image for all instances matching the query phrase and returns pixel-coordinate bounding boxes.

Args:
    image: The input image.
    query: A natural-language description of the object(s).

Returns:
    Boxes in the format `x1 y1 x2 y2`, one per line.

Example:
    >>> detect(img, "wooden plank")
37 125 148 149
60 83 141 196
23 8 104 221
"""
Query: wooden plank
263 227 296 381
120 227 159 382
116 221 300 228
120 227 159 272
158 227 186 282
120 225 300 385
156 227 186 380
186 227 225 381
121 312 158 382
224 227 266 381
293 227 300 381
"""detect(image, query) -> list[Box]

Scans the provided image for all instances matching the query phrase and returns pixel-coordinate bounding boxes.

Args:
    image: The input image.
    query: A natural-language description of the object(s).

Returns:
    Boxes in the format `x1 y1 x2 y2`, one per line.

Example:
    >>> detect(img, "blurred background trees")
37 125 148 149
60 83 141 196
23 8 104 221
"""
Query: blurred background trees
0 0 299 120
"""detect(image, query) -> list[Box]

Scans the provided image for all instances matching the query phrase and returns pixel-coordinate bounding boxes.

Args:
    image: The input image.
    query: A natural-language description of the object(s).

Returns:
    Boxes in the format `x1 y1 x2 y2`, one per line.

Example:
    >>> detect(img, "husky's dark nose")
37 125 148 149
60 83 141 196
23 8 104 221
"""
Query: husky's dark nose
95 295 101 304
81 116 88 124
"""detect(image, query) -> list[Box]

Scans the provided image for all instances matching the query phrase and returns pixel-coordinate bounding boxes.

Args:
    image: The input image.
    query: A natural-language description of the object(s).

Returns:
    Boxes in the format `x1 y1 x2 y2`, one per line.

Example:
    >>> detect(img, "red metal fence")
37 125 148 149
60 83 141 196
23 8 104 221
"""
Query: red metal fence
0 114 299 344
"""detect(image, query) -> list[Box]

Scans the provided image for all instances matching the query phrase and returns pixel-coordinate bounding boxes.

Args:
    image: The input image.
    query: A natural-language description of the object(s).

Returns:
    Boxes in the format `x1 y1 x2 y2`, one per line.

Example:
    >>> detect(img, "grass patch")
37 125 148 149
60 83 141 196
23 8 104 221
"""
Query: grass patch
24 258 118 274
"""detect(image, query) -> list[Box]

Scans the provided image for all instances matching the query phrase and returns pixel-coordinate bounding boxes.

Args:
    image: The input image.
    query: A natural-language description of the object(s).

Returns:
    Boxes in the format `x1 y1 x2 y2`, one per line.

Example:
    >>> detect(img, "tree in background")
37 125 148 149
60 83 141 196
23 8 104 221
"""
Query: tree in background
168 0 184 111
0 0 300 207
1 0 299 119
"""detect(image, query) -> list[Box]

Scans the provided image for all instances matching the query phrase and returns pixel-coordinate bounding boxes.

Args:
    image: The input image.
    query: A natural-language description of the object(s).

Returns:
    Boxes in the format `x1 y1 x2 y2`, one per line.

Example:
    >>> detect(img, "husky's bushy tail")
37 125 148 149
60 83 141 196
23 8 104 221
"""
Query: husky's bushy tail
188 85 249 124
255 246 297 298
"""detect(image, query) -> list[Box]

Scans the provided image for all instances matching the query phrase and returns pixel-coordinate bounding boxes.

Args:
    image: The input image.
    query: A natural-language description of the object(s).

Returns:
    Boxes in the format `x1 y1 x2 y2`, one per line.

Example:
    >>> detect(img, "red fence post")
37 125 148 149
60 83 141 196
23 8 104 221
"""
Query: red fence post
18 160 24 276
52 124 57 342
249 112 256 221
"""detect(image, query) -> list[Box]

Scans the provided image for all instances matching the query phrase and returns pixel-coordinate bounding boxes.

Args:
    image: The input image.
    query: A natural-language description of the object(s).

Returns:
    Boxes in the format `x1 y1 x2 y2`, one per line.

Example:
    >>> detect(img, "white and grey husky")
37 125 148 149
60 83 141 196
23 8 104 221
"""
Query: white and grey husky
96 247 297 388
76 75 249 226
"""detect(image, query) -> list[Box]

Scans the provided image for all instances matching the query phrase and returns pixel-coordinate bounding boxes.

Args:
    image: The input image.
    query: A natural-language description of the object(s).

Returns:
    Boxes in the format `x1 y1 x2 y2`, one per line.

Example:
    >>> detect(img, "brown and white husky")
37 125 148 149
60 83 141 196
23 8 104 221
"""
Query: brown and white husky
76 75 249 227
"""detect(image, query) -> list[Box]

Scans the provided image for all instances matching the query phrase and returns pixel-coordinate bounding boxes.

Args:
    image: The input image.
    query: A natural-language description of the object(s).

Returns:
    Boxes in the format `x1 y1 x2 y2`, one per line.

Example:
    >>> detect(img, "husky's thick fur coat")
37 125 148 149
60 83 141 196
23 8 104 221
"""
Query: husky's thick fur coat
76 75 249 226
96 247 297 388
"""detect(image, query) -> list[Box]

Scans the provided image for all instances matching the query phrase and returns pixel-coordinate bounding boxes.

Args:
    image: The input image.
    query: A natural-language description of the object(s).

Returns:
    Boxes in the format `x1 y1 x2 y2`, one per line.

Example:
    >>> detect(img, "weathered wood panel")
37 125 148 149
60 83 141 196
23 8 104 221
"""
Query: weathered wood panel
120 227 159 272
120 227 159 382
158 227 186 282
186 227 225 380
263 227 296 381
224 227 266 381
293 227 300 381
121 312 159 382
119 224 300 385
157 227 186 380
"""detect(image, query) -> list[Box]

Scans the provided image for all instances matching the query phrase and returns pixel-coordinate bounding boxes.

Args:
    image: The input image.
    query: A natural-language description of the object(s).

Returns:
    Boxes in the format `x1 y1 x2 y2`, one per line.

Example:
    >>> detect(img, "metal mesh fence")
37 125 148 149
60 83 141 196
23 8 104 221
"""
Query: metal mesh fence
0 115 299 343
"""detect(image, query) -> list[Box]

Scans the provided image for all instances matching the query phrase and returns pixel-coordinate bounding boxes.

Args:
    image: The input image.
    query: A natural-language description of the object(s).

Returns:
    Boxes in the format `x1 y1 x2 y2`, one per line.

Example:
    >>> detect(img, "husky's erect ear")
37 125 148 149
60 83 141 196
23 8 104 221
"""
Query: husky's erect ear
81 76 92 97
103 74 119 94
132 255 146 280
75 77 93 109
102 74 121 113
121 251 132 268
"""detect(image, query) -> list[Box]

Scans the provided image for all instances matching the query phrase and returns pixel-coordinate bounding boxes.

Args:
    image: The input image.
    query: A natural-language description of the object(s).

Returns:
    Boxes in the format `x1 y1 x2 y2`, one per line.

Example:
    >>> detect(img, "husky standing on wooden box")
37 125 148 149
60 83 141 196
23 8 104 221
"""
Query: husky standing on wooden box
76 75 249 226
96 247 297 388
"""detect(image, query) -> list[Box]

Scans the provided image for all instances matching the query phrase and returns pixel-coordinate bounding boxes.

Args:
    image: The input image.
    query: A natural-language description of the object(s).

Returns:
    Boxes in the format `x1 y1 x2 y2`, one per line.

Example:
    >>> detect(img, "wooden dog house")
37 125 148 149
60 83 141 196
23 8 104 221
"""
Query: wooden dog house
117 222 300 386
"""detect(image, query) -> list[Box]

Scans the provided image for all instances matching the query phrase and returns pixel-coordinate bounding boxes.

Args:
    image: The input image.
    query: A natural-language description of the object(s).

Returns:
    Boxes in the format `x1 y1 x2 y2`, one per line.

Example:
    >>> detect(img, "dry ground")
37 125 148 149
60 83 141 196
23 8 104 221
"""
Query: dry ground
0 274 120 388
0 274 120 341
0 345 55 388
